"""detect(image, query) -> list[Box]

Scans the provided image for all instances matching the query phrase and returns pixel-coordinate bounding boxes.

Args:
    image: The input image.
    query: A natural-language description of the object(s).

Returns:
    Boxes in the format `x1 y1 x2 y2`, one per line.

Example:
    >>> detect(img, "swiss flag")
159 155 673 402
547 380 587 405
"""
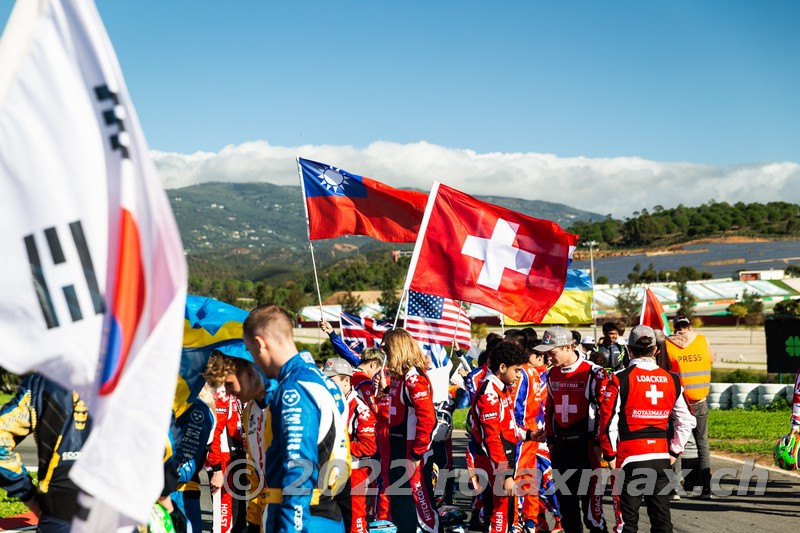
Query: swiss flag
640 287 672 335
407 183 577 323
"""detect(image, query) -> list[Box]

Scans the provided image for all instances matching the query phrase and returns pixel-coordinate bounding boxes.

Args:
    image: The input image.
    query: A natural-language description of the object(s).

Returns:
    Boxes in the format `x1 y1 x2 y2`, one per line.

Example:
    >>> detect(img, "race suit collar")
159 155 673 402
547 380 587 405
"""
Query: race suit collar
628 358 658 369
277 352 309 383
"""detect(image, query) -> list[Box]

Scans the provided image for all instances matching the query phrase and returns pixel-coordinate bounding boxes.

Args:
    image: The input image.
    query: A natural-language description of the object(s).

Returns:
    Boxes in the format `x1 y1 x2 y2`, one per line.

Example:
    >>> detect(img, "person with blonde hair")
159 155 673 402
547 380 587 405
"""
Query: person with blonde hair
243 304 350 532
378 328 439 533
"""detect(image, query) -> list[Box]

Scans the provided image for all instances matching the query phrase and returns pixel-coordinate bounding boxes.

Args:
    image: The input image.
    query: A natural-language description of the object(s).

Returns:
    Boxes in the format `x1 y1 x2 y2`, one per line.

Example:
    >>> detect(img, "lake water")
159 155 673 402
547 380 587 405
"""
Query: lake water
571 240 800 284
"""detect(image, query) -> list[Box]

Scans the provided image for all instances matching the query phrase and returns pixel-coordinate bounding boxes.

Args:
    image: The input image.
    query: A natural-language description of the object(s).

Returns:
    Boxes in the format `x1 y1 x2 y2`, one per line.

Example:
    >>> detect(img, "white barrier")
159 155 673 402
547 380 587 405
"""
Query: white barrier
701 383 793 409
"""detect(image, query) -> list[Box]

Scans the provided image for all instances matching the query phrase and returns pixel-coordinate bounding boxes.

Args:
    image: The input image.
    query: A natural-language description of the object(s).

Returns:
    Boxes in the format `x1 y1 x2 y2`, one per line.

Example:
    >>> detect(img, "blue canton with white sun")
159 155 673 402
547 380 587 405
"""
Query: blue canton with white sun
299 157 368 198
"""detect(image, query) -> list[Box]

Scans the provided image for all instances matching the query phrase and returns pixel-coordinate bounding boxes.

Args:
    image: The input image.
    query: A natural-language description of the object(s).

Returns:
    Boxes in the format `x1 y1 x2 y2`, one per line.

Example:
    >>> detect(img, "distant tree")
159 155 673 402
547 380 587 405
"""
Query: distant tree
616 283 641 326
786 265 800 278
188 275 211 295
627 263 642 284
640 263 658 283
726 302 748 328
471 323 489 341
239 280 254 298
284 284 308 321
773 299 800 317
596 275 609 285
675 281 696 320
254 282 274 306
220 279 240 304
340 291 364 316
377 273 401 322
740 290 764 344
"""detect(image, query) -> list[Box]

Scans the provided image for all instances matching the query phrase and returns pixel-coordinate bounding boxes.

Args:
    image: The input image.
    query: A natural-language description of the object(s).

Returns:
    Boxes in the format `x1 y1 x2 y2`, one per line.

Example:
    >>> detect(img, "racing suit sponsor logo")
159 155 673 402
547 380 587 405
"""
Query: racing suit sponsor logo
283 389 301 406
550 381 583 391
481 412 498 420
635 375 668 383
412 479 434 522
190 410 204 423
412 391 428 400
632 409 670 418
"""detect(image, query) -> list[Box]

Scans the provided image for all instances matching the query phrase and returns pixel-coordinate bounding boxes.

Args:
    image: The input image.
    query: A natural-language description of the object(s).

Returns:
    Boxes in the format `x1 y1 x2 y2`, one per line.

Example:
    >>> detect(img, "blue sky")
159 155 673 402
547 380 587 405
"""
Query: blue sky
2 0 798 164
1 1 799 214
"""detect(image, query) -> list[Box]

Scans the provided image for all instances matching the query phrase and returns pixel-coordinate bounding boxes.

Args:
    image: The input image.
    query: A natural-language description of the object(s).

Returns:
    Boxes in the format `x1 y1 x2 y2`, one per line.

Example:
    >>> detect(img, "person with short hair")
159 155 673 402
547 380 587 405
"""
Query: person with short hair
203 350 275 533
379 328 439 533
465 332 501 528
243 304 350 532
539 327 610 533
597 322 629 371
577 336 597 361
205 361 246 533
470 340 543 532
665 315 715 498
323 358 377 533
507 332 552 531
598 325 696 532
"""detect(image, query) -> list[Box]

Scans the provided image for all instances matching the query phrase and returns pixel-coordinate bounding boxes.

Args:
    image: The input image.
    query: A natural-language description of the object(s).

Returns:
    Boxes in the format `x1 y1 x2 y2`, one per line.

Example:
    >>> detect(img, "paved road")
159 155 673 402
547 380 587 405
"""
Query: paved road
448 431 800 532
14 431 800 532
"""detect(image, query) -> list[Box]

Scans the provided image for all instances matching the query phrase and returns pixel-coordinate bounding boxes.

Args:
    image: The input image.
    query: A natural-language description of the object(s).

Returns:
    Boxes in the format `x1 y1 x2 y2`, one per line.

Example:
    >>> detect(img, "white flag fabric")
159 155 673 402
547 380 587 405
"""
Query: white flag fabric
0 0 187 525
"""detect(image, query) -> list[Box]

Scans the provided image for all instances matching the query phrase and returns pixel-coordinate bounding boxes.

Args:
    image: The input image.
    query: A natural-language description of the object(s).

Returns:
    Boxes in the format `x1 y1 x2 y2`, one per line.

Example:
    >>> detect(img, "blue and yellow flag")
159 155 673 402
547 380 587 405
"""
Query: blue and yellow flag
505 269 593 326
175 295 251 416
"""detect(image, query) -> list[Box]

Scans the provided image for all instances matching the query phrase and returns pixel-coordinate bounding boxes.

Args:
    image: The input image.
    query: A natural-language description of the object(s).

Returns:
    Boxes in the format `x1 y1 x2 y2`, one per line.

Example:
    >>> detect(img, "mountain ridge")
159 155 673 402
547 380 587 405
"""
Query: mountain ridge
168 181 602 281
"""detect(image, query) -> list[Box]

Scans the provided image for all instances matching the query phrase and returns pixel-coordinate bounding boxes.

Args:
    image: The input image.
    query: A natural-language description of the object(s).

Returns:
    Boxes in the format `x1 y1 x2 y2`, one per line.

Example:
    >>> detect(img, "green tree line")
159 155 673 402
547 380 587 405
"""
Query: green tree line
569 201 800 248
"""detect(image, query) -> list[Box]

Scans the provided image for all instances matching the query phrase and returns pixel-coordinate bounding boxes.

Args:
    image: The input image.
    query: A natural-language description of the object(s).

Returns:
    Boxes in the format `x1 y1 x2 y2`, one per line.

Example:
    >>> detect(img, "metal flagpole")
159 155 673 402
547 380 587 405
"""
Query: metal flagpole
587 240 598 340
296 158 325 322
393 288 407 328
396 181 440 327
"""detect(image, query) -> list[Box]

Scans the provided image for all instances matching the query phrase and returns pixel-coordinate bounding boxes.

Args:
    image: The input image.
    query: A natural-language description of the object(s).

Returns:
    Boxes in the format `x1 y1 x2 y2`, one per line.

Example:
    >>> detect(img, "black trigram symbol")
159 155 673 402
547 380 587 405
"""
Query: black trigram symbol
94 84 130 159
24 221 104 329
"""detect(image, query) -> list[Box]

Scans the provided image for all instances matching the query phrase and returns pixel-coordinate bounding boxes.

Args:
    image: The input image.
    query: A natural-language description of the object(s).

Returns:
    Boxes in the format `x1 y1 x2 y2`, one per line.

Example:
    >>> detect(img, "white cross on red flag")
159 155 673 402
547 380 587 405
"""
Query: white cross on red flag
406 183 578 323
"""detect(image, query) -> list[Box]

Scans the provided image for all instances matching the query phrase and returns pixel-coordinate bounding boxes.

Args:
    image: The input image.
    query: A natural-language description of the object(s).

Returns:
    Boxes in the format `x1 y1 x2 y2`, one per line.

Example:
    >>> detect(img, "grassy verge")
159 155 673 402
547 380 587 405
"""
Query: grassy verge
0 472 36 518
708 407 790 455
454 408 468 432
0 393 13 406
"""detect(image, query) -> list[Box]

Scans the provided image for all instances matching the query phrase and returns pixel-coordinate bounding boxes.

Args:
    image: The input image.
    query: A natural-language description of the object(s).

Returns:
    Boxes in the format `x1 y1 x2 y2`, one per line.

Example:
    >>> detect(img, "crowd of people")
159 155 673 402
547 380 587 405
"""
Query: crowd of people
2 303 799 533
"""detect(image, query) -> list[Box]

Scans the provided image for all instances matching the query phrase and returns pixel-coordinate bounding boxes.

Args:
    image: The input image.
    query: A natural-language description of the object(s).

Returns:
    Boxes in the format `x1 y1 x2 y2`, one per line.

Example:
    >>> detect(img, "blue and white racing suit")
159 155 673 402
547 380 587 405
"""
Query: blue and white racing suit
262 352 351 532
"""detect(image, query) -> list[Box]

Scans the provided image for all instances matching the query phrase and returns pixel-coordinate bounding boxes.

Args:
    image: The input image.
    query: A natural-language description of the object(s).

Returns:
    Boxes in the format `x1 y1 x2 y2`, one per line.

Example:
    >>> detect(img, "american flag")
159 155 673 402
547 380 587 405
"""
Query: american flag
340 311 390 352
405 290 471 351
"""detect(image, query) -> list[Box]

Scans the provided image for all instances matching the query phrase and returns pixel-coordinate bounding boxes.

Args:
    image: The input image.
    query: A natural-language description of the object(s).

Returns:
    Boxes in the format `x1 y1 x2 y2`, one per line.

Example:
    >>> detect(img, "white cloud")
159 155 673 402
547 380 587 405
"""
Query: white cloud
151 140 800 218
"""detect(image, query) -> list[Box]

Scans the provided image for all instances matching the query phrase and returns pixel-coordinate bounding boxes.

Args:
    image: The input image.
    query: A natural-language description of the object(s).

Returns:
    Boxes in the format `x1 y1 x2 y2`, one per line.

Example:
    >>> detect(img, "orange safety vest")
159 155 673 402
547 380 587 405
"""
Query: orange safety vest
665 334 712 402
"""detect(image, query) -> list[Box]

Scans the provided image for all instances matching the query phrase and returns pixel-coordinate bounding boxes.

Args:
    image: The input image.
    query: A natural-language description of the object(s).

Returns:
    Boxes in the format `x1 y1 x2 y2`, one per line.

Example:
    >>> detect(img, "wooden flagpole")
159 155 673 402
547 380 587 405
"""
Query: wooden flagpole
296 158 325 323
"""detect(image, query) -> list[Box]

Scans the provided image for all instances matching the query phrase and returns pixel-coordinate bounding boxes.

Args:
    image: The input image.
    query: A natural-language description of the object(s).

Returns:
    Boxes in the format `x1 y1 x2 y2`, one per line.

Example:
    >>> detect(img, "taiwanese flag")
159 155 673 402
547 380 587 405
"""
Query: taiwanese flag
407 183 577 323
299 157 427 242
640 287 672 335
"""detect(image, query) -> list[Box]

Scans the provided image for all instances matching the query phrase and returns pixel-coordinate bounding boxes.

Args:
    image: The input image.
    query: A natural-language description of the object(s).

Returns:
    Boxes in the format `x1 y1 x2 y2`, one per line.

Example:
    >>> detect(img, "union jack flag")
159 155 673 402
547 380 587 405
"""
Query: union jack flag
340 311 390 352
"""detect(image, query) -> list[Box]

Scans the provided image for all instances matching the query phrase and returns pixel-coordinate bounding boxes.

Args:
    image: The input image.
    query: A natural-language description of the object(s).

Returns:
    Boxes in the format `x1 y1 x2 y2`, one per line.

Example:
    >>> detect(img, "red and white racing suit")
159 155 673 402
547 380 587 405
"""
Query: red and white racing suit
471 373 533 533
206 387 243 533
545 358 609 533
386 366 439 533
598 359 695 532
346 388 378 533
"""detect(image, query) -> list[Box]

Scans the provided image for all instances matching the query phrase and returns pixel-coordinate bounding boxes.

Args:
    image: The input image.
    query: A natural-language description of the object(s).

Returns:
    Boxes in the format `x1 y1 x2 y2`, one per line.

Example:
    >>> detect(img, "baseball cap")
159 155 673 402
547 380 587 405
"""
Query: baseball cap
628 325 657 349
673 315 691 329
581 335 596 345
322 357 353 377
533 326 573 352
